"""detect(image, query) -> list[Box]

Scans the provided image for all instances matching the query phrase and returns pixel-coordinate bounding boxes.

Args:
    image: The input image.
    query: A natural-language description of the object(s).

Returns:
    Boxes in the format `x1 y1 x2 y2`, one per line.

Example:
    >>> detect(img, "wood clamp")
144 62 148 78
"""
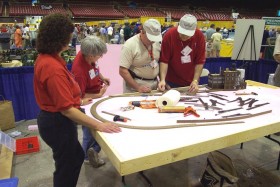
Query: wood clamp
210 94 230 101
222 113 252 118
247 102 270 110
246 99 258 107
198 98 209 110
183 106 200 117
209 92 228 97
239 98 253 106
215 107 243 116
235 92 258 95
209 99 225 106
228 97 242 103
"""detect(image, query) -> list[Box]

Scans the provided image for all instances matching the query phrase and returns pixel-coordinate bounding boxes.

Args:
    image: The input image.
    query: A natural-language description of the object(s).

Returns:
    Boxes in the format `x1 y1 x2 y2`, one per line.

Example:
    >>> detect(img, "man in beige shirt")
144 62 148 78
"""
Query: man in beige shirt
211 27 223 57
119 19 162 93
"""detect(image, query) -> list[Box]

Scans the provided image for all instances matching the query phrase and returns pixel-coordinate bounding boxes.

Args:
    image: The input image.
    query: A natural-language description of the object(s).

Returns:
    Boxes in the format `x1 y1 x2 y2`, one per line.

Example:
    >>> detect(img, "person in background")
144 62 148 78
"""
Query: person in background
14 25 22 48
99 25 106 43
205 24 215 41
273 35 280 87
205 24 215 57
132 22 142 36
72 24 78 48
119 19 162 93
71 35 110 168
260 27 270 58
30 25 38 48
110 31 120 44
269 28 276 38
1 24 7 33
158 14 206 93
123 22 132 41
107 24 114 43
33 13 121 187
276 28 280 38
23 24 31 49
222 27 229 39
211 27 223 57
9 25 15 47
119 25 124 44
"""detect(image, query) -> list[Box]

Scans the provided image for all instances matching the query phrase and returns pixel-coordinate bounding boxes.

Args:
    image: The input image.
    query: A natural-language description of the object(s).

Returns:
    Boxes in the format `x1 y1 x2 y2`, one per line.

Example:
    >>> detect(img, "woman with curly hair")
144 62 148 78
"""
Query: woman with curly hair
33 13 121 187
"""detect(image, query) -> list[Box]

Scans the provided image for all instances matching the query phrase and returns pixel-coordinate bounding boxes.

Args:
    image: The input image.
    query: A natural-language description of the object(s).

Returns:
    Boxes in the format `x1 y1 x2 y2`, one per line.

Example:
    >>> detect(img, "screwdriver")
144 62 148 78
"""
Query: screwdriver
101 111 131 122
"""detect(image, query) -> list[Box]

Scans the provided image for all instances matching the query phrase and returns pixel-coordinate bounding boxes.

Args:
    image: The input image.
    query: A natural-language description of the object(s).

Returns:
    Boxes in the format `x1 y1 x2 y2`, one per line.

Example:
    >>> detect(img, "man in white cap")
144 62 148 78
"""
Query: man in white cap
158 14 206 93
120 19 162 93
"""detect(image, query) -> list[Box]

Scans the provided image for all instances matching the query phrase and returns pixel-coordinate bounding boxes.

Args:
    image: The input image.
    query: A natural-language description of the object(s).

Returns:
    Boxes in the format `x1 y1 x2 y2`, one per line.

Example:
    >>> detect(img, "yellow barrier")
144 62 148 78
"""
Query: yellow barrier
86 18 234 28
220 41 233 57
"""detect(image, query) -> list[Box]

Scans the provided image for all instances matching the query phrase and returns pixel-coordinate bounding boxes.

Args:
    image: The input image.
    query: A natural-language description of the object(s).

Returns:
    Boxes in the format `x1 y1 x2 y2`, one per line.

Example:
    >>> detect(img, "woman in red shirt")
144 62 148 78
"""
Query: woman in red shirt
33 13 121 187
72 36 110 168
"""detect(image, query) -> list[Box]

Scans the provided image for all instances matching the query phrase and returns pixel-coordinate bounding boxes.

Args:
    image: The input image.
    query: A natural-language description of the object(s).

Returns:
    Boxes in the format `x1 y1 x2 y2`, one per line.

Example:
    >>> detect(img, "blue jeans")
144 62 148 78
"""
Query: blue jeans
82 126 101 160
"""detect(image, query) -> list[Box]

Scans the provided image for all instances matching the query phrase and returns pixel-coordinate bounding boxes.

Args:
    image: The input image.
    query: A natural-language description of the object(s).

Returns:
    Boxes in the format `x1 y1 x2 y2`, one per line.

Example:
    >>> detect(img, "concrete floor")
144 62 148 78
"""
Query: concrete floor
7 120 280 187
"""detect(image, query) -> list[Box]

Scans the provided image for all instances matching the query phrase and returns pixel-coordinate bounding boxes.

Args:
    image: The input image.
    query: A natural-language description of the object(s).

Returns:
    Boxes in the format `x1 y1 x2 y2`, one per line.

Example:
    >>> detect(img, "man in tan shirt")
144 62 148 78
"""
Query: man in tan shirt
211 27 223 57
119 19 162 93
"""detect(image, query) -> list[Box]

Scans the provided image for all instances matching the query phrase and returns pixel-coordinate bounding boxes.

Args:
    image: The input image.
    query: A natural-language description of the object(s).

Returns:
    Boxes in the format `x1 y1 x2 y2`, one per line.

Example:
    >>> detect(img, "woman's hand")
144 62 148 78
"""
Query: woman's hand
81 97 92 106
99 84 108 97
102 78 110 86
96 122 121 133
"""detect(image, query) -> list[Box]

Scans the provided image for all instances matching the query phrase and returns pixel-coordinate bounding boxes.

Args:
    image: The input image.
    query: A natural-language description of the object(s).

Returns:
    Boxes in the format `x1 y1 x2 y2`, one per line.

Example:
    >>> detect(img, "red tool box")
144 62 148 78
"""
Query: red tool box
15 136 40 155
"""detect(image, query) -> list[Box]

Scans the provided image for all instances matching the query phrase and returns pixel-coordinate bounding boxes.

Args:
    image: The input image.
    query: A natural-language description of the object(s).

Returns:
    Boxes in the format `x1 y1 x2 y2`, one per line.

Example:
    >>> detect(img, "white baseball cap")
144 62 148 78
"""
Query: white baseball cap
143 19 162 42
178 14 197 36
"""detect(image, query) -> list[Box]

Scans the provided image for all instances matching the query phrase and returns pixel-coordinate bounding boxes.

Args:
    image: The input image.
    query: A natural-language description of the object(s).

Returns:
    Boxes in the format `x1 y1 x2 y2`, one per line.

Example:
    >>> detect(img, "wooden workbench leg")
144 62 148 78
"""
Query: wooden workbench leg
122 176 126 186
265 135 280 170
139 171 153 187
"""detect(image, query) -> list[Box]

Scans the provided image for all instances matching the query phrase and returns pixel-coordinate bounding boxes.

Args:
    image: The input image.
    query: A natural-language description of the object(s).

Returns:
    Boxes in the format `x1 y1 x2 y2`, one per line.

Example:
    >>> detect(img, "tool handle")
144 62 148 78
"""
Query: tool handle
113 115 127 122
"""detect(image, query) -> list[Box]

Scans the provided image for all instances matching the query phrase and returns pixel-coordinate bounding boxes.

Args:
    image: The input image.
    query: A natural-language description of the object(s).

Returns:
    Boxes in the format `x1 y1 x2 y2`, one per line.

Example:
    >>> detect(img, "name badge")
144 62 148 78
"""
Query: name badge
89 69 96 79
181 45 192 56
95 62 99 68
181 55 191 64
150 59 158 68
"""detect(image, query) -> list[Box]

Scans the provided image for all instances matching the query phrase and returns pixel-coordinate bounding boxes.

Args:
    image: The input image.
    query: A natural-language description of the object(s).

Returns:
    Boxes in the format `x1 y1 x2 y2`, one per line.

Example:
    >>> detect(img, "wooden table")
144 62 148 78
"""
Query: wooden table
84 80 280 176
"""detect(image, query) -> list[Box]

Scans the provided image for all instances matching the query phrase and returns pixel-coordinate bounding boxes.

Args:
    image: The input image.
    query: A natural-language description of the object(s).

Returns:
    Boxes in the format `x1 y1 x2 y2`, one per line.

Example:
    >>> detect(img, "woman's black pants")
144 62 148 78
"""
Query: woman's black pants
37 110 84 187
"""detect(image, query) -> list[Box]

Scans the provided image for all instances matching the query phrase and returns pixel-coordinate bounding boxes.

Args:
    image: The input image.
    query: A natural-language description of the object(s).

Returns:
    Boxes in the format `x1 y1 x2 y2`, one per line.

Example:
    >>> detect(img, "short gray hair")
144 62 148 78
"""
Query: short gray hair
80 36 107 56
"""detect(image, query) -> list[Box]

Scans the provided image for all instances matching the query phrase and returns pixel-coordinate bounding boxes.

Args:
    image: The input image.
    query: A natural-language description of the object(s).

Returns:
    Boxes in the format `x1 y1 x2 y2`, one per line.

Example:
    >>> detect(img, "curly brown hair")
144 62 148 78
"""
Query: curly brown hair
36 13 74 54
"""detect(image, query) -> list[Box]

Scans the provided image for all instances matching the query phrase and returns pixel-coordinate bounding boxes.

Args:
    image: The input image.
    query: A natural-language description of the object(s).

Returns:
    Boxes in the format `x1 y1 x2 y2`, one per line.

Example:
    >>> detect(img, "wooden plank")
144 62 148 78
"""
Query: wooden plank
92 130 123 175
0 145 13 179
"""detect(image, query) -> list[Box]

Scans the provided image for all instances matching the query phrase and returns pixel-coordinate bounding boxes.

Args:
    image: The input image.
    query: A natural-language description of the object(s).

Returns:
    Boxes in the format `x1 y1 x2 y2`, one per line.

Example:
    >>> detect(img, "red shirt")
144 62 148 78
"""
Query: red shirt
160 27 206 86
34 54 81 112
71 51 102 97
